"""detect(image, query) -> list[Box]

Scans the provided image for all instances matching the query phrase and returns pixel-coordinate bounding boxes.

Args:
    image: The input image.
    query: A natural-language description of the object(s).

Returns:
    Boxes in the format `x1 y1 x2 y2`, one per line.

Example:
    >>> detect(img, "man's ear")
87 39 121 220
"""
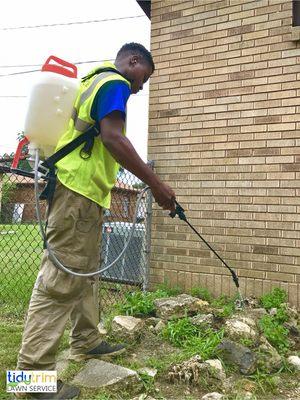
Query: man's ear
129 55 140 66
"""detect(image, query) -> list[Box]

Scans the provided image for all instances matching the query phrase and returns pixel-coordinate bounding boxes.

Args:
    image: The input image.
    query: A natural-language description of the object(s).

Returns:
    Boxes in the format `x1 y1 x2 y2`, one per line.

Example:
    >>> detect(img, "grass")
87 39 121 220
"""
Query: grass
0 317 24 399
161 316 224 360
0 224 42 316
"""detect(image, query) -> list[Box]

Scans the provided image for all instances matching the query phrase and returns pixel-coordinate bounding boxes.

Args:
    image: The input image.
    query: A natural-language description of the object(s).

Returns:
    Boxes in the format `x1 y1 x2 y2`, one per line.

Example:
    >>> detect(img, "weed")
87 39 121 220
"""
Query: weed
238 338 255 348
248 369 279 395
59 361 83 382
259 312 290 354
183 328 224 360
224 395 257 400
212 294 237 318
94 395 112 400
259 287 288 310
161 316 199 347
190 287 212 302
155 282 182 296
138 371 155 394
161 317 224 360
116 288 175 318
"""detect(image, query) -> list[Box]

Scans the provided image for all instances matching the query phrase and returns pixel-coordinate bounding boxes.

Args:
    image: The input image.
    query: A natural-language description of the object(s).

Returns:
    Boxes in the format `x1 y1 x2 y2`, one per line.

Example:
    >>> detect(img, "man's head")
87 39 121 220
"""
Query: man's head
115 43 155 94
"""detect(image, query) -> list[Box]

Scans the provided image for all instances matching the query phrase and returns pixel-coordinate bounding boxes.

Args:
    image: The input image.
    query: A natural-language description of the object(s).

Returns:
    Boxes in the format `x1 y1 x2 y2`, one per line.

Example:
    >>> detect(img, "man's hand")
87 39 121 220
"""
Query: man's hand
150 182 176 213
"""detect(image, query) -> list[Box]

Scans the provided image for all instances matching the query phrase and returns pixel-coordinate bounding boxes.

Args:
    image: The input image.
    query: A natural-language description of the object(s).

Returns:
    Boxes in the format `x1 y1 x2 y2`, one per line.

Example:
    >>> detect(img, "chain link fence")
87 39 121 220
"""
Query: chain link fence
0 154 153 317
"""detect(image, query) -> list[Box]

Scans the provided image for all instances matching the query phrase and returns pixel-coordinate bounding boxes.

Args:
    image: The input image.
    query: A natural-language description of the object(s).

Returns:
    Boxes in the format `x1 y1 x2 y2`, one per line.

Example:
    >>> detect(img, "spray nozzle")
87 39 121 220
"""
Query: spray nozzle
169 201 187 221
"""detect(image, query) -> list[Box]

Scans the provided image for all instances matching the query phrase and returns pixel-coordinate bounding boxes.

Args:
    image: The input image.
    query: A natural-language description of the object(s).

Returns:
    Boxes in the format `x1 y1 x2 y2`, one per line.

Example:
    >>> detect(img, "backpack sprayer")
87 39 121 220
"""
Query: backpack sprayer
4 55 244 304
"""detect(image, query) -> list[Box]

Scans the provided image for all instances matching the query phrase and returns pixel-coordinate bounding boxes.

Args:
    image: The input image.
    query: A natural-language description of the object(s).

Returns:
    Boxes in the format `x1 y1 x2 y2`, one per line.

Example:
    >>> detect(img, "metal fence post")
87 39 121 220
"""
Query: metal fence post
143 161 154 292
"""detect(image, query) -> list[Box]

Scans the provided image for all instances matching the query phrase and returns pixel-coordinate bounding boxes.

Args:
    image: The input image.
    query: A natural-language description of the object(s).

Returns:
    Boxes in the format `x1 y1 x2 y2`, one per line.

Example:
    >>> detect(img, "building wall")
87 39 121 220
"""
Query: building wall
148 0 300 307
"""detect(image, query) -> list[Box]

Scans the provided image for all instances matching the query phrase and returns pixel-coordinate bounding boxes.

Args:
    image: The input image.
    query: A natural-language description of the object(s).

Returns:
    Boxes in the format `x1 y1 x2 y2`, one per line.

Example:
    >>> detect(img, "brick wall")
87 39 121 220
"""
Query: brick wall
148 0 300 307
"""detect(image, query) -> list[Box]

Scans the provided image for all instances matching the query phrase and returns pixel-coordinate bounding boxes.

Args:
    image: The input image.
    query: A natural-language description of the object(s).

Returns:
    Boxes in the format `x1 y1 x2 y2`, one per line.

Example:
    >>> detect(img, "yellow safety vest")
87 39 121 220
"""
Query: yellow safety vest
55 62 131 208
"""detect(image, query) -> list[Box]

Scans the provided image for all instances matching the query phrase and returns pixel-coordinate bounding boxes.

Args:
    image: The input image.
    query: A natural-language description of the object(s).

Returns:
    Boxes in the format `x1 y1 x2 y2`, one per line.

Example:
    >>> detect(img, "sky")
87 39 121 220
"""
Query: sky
0 0 151 161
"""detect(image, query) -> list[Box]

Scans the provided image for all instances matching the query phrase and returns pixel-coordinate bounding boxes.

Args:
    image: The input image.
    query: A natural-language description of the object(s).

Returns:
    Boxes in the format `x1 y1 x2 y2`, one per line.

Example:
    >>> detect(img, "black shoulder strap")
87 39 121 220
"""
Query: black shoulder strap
42 126 99 170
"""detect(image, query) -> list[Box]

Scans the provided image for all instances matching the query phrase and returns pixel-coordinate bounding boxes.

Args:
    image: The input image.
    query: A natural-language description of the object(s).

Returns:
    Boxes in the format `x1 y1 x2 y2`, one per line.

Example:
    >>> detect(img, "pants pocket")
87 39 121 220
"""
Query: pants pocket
39 251 89 301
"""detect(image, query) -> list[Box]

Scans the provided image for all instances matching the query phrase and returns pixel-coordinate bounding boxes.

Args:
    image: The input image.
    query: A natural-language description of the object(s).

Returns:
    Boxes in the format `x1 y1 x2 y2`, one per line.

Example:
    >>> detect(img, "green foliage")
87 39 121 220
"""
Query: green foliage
212 294 237 318
117 288 174 317
145 352 186 373
161 316 224 360
259 287 288 310
190 286 212 302
0 318 24 399
94 395 112 400
238 338 255 348
249 369 279 395
1 175 16 206
161 316 199 347
0 224 42 316
155 282 182 296
138 372 155 394
183 328 224 360
259 309 290 354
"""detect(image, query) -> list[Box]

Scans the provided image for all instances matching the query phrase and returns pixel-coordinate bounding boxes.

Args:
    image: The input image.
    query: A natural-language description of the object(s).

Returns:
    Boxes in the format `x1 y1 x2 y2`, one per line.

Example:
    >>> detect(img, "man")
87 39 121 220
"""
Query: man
16 43 176 399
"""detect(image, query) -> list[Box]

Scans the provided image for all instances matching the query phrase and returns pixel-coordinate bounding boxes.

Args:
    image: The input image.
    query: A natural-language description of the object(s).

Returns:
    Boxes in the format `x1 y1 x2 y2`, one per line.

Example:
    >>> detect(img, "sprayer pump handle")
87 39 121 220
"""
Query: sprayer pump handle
42 55 77 78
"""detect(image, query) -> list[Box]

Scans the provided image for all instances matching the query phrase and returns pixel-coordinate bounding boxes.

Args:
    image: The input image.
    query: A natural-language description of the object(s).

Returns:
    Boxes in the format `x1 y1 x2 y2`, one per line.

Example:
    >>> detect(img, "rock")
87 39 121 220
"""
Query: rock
236 378 256 393
247 308 267 321
154 320 166 333
284 322 300 337
217 339 257 375
269 308 277 316
287 355 300 370
56 349 70 377
285 304 298 321
168 355 202 384
154 294 210 320
144 317 161 327
72 359 141 392
201 392 224 400
243 392 255 400
256 338 282 372
137 367 157 378
230 315 256 329
97 321 108 336
112 315 144 342
168 355 225 385
224 318 257 341
191 313 214 327
131 395 156 400
241 296 260 309
205 359 226 380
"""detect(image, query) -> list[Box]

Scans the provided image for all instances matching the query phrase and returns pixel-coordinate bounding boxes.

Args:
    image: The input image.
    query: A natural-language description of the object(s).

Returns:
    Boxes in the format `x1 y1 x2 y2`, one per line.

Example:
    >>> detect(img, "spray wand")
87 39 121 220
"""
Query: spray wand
169 200 245 306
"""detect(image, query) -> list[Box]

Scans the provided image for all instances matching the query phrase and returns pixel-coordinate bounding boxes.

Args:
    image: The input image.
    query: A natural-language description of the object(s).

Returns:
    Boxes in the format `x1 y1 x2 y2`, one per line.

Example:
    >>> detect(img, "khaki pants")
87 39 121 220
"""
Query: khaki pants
17 181 103 370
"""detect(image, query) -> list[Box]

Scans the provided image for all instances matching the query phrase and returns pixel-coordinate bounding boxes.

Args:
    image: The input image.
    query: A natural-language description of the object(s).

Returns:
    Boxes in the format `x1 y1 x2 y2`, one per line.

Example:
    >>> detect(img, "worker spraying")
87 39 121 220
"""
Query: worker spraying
16 43 176 400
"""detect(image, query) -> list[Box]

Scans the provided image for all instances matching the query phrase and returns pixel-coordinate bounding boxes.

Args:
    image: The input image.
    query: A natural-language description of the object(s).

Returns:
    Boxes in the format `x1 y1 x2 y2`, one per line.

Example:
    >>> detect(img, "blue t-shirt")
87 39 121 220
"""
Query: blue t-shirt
91 80 131 122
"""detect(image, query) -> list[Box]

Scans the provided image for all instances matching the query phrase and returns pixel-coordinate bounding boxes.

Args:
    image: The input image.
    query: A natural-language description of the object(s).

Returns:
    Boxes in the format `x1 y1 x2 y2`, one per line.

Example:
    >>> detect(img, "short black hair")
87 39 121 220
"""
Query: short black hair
116 42 155 73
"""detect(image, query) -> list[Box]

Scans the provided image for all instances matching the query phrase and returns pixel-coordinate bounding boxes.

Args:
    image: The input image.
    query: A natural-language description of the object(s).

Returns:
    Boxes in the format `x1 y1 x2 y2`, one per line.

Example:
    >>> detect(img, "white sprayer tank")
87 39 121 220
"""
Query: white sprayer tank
24 56 79 158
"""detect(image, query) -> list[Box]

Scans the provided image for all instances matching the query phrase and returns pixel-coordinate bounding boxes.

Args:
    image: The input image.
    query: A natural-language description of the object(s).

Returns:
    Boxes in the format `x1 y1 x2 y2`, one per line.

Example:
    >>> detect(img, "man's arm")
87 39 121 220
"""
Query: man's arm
100 110 176 212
